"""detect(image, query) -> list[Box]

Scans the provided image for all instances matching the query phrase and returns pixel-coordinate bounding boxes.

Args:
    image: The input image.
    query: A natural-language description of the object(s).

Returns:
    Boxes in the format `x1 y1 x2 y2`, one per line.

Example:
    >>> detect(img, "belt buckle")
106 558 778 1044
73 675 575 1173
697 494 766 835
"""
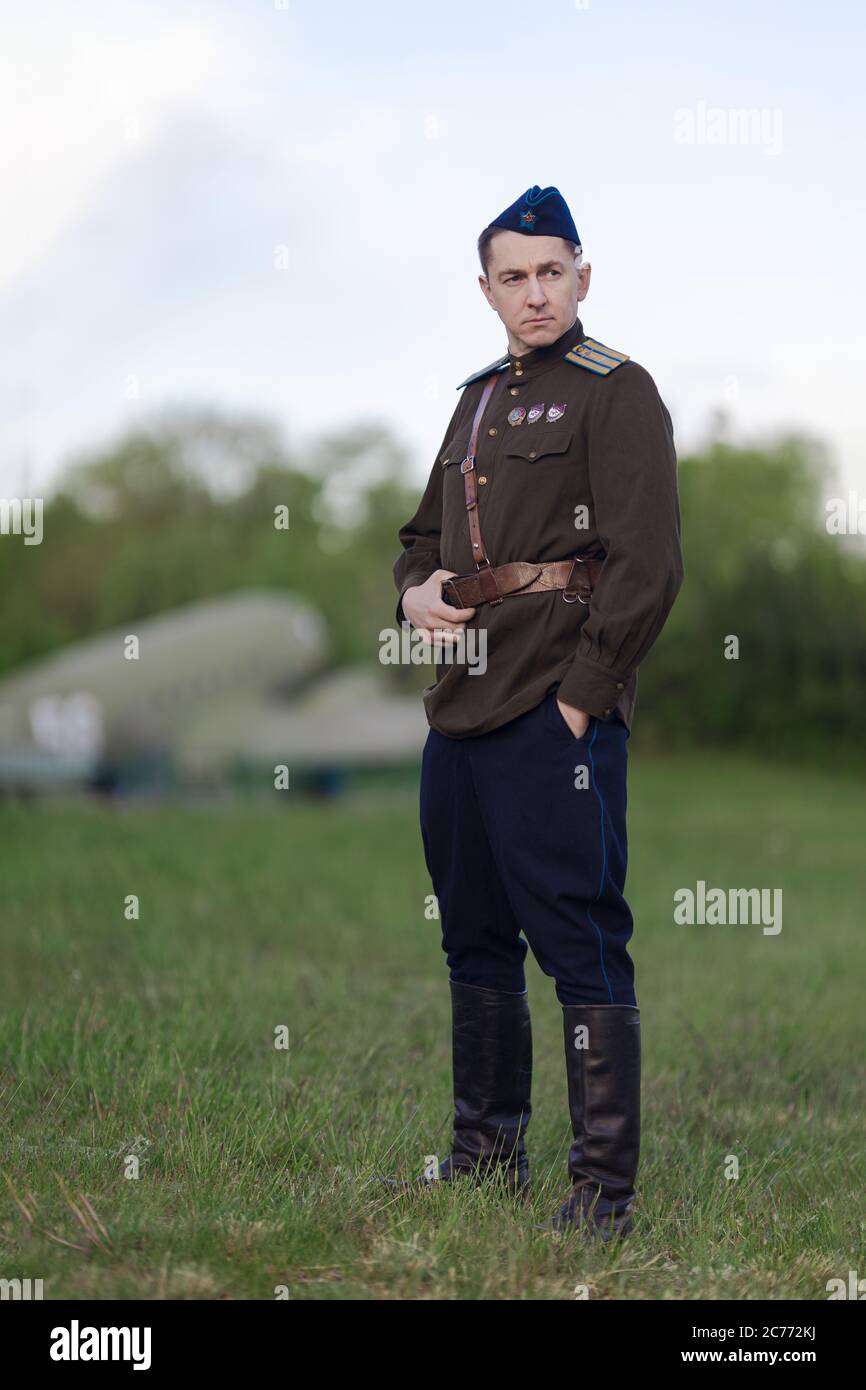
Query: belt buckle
441 577 460 608
476 558 504 607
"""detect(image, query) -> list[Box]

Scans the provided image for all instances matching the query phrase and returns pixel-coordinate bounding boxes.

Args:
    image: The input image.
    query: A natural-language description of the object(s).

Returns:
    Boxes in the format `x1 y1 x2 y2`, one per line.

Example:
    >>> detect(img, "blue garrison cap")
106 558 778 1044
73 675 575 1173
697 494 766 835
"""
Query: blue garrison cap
487 184 581 245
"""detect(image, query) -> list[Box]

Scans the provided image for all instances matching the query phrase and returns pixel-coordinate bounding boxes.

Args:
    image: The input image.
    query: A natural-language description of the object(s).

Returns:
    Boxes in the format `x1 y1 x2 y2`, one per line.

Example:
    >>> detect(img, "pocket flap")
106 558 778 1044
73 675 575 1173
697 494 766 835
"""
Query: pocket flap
503 427 573 462
439 438 470 468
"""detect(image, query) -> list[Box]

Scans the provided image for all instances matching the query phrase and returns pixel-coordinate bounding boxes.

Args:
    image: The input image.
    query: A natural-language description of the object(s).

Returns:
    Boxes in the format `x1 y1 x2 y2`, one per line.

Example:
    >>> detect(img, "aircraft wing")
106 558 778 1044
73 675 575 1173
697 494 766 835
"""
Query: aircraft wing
175 667 428 773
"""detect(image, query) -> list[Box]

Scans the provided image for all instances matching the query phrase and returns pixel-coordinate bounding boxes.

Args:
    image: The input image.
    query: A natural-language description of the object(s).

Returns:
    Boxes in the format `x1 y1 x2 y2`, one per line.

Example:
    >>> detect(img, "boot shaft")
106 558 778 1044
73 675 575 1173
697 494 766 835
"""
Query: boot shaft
562 1003 640 1200
450 980 533 1167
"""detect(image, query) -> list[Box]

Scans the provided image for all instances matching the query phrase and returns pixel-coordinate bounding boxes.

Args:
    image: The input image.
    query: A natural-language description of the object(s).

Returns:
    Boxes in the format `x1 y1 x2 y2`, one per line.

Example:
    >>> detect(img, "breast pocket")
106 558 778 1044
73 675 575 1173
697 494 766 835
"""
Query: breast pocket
439 438 470 469
439 437 471 554
502 426 580 544
503 426 573 468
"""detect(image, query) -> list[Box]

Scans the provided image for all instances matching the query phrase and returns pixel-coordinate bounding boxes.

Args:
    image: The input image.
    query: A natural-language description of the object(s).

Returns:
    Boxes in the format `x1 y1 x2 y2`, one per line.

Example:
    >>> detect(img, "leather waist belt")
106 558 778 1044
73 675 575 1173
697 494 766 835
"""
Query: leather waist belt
442 555 604 609
444 369 604 610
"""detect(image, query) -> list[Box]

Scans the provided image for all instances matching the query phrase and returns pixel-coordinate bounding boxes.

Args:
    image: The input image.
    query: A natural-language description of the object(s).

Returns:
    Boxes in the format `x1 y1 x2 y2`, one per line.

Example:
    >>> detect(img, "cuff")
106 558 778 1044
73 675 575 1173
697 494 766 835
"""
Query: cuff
556 656 629 720
395 570 437 626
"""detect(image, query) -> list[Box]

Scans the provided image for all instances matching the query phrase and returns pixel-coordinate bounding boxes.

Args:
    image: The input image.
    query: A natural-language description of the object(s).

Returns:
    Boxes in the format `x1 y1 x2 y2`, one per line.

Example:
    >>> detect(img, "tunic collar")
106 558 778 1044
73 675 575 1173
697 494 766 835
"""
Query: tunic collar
504 314 586 384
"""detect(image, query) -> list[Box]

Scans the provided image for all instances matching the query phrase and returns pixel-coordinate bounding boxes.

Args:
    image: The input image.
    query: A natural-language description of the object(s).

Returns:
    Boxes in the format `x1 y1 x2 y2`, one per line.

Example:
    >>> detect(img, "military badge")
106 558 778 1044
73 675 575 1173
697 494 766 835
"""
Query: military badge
546 403 567 422
507 406 527 426
527 403 545 423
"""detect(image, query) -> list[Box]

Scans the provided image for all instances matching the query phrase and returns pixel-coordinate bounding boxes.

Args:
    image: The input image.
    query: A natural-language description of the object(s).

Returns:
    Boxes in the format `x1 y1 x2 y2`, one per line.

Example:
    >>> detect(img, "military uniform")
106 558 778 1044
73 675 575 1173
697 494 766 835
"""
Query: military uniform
394 316 682 736
389 186 684 1238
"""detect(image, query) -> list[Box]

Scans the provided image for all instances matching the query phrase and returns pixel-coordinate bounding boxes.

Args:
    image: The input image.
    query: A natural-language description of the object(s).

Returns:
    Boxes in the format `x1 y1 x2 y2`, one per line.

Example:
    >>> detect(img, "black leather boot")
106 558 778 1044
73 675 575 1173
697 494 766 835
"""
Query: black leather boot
382 979 533 1199
551 1004 640 1239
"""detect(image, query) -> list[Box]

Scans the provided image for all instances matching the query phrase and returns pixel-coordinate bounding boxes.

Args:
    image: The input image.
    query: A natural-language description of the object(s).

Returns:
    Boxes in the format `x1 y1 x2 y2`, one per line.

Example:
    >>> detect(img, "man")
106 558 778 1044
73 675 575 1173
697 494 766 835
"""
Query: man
390 184 684 1239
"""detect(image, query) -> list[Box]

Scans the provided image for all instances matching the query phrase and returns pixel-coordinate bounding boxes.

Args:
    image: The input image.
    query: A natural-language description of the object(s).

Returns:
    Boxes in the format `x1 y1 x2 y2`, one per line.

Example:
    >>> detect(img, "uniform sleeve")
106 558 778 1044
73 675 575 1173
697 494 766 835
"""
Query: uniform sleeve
392 401 462 625
556 363 685 718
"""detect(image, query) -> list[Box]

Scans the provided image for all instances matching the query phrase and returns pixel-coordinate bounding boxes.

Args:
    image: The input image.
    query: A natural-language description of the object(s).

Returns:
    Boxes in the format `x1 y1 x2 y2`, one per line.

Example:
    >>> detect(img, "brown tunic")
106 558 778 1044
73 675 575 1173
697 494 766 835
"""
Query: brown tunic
392 314 684 737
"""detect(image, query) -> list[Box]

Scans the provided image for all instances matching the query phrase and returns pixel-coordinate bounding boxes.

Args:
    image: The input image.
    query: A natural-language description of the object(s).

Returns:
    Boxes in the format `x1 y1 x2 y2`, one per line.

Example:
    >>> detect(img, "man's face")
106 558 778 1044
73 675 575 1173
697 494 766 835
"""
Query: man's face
479 231 591 355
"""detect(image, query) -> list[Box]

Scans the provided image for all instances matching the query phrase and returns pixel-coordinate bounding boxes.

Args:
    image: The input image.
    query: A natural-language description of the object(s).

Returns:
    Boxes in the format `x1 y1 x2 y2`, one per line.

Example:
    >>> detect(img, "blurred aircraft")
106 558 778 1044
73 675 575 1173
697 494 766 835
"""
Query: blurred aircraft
0 591 427 794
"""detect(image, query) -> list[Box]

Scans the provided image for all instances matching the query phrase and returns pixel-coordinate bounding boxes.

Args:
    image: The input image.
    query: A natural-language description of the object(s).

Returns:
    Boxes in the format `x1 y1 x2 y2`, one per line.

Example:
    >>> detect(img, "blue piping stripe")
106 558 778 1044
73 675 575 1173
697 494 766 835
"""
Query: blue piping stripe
585 720 614 1003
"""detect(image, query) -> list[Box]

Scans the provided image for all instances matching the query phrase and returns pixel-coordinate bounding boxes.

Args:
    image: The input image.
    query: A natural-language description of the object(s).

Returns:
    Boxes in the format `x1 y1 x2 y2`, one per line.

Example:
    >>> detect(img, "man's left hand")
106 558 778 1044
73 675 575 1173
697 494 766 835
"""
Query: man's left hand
556 698 591 739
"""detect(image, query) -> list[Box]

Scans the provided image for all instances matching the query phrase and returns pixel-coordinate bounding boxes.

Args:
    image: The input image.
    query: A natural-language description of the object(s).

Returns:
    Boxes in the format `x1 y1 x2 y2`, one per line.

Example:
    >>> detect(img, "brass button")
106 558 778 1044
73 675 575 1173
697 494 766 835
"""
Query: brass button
509 387 519 396
603 707 612 716
488 427 497 436
514 367 524 376
513 359 522 368
616 682 624 690
528 450 537 459
478 475 487 485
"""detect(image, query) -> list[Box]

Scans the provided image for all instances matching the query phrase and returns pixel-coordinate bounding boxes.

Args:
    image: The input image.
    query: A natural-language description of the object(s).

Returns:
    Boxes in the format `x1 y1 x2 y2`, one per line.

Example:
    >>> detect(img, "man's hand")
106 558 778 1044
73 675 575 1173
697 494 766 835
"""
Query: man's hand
401 569 476 644
556 697 591 739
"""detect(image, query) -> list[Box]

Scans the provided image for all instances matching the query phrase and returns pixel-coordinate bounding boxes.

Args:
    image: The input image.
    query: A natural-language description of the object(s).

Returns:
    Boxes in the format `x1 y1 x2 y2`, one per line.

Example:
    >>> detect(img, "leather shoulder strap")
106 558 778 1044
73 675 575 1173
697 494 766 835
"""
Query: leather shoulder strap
460 373 500 572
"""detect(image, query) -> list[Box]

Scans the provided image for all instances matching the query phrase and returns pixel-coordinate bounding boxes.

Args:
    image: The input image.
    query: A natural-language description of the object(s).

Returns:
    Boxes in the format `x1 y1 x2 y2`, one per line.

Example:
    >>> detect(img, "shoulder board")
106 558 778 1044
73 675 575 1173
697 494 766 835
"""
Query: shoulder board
564 336 630 376
455 355 510 391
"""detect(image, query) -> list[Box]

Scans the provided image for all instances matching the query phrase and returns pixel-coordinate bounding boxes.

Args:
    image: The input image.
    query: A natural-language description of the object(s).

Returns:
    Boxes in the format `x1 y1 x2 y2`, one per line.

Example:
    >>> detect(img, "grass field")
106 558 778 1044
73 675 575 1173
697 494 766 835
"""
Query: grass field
1 747 863 1301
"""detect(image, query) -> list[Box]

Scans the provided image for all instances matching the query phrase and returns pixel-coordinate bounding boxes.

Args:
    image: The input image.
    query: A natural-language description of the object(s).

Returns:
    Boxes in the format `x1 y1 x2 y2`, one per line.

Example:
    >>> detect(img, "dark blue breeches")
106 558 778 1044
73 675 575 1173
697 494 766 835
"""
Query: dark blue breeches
419 690 636 1007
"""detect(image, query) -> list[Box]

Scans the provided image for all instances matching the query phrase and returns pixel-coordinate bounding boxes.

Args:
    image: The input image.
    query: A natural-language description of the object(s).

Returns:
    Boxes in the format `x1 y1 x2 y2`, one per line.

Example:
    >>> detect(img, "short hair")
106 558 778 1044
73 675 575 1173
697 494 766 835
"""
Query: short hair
477 226 584 278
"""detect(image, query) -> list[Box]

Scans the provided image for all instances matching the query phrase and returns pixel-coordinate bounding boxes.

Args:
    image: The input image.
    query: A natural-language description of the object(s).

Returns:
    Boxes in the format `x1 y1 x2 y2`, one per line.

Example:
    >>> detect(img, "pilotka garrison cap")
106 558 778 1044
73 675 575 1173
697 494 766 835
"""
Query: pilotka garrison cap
486 184 581 246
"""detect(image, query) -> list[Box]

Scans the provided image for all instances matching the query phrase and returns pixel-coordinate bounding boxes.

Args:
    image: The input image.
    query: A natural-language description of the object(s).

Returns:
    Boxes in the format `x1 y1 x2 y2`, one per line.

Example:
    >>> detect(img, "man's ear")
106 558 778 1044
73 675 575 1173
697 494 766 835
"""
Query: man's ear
576 262 592 302
478 273 495 309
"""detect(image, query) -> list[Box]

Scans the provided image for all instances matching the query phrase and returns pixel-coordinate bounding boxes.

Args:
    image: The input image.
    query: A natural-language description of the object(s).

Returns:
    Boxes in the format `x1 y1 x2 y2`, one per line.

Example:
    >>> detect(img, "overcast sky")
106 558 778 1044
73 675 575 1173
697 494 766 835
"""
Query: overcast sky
3 0 864 504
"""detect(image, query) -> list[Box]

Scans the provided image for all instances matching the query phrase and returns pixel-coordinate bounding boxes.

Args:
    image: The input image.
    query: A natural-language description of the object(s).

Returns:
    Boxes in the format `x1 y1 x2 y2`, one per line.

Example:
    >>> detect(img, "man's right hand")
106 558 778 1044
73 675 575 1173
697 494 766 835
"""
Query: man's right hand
401 569 476 644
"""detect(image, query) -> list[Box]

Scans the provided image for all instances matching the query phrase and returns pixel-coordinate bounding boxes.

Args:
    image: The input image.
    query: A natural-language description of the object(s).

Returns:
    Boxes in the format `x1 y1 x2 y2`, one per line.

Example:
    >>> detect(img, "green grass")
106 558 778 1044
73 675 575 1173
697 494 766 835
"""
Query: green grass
0 748 863 1300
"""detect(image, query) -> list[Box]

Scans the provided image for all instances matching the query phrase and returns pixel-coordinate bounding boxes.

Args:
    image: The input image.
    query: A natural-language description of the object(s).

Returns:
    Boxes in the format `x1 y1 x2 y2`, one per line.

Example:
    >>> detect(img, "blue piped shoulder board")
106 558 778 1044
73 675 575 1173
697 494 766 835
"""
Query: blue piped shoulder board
455 355 510 390
564 336 630 375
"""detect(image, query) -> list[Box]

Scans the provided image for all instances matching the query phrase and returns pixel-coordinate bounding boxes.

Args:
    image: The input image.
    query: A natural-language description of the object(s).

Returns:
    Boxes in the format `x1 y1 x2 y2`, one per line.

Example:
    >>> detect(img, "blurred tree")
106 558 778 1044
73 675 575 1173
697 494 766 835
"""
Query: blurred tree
1 409 863 766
